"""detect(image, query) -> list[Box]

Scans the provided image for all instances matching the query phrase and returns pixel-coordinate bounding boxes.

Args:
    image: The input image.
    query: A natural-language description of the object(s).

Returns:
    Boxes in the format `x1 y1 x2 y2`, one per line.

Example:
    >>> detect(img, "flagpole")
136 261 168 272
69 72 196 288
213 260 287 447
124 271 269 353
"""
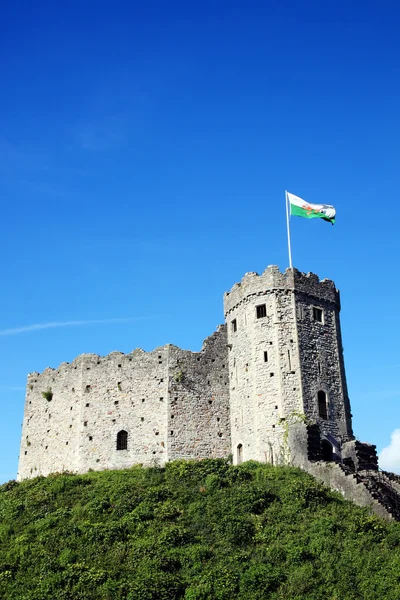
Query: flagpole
285 190 293 269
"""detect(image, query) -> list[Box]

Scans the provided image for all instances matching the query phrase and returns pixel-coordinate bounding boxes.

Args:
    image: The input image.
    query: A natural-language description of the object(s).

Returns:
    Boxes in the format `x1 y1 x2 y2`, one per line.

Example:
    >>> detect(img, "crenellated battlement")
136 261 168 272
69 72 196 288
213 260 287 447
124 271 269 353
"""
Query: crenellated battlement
26 326 229 383
26 348 170 382
224 265 339 315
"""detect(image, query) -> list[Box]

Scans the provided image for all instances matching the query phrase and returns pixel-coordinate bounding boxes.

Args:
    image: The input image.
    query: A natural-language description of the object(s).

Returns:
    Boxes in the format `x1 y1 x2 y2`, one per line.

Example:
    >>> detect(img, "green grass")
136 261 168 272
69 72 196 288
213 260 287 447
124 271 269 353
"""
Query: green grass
0 459 400 599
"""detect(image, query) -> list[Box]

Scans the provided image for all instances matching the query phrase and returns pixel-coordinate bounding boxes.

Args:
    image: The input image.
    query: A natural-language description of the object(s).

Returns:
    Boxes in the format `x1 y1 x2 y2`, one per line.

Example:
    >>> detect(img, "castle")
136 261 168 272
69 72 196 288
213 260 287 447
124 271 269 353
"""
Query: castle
18 265 372 479
19 265 400 519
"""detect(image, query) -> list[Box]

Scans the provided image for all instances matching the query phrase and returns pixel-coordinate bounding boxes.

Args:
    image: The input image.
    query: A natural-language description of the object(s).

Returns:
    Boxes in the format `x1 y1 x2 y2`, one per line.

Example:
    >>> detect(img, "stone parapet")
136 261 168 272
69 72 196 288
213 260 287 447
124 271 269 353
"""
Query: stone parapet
224 266 339 316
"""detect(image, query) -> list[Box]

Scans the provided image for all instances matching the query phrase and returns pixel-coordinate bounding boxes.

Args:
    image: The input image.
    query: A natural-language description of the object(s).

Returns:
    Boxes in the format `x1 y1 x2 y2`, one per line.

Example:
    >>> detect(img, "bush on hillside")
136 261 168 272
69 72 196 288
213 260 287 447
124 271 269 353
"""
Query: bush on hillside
0 459 400 599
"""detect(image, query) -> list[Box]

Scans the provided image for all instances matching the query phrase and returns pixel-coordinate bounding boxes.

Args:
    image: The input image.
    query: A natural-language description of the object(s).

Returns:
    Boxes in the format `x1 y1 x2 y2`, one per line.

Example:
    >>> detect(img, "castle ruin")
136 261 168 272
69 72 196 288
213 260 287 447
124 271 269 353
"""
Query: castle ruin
18 265 367 479
20 265 400 520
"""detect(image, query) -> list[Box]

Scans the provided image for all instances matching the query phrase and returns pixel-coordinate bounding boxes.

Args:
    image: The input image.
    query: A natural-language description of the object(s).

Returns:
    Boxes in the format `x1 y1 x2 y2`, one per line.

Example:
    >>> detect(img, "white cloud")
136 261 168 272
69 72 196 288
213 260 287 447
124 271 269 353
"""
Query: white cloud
0 317 160 337
379 429 400 474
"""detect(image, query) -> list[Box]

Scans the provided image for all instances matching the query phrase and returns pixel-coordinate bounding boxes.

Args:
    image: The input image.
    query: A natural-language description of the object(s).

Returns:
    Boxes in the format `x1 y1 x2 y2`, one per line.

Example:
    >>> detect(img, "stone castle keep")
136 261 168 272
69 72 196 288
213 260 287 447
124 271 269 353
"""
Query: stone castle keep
18 264 400 520
18 265 367 480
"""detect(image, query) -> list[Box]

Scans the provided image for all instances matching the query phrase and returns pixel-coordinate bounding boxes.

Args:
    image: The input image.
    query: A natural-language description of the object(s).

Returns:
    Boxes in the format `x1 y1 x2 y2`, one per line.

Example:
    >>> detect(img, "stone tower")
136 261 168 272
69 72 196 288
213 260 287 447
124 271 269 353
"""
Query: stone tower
224 266 354 466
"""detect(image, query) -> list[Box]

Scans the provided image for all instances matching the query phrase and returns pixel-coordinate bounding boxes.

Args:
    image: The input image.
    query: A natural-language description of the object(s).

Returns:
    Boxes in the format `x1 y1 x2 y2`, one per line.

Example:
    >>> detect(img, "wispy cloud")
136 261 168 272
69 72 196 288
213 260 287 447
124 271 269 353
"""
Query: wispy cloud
0 385 25 391
0 317 160 337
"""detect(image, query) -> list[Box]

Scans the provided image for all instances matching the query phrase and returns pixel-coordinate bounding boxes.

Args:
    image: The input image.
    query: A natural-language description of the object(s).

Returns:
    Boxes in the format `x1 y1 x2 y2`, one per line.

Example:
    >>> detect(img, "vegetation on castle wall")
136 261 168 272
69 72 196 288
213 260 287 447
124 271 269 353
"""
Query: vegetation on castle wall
41 389 53 401
174 370 185 383
1 460 400 599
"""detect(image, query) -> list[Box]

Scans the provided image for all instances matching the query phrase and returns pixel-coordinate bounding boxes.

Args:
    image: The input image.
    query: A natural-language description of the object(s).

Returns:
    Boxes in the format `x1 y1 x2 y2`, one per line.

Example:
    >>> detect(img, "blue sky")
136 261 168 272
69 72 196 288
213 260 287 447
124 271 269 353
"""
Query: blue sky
1 1 399 481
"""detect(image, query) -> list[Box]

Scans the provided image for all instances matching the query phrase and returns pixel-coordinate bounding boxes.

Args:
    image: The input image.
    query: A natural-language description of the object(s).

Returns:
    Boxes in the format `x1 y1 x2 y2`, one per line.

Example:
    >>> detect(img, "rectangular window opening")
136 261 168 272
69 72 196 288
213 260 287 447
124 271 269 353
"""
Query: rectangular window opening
263 351 268 363
231 319 237 333
256 304 267 319
313 307 323 323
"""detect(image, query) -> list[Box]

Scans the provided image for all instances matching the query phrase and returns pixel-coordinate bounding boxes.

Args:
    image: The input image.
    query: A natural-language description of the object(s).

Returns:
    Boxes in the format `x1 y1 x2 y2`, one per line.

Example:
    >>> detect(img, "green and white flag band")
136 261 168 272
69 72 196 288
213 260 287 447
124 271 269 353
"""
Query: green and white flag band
287 192 336 224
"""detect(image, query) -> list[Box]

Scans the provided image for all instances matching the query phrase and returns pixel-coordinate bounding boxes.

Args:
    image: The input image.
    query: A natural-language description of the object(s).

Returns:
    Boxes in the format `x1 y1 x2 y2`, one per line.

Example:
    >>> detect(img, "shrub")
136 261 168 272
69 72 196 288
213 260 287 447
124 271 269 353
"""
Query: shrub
1 461 400 599
41 389 53 401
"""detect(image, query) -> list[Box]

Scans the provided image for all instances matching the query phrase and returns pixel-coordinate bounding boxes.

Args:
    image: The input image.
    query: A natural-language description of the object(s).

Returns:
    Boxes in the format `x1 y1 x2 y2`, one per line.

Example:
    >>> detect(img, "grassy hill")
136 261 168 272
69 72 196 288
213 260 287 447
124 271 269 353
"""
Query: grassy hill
1 459 400 599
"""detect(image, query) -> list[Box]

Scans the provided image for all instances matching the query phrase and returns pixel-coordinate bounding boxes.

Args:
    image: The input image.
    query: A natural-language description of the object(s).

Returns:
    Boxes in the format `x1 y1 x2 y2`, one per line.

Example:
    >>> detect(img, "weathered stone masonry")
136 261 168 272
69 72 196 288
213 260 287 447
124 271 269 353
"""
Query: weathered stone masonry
224 266 353 466
17 266 368 484
18 326 231 479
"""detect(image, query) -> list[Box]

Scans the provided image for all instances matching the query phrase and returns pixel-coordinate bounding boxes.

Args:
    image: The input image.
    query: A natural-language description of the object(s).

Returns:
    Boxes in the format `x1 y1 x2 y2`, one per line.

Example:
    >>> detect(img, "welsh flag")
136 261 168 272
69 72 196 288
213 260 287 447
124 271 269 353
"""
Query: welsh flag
288 192 336 224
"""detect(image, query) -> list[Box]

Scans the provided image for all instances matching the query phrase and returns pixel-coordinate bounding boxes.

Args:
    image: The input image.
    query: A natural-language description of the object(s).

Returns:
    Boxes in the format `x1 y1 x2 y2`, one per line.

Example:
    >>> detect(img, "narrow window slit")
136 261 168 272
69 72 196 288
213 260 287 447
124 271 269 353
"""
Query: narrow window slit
117 430 128 450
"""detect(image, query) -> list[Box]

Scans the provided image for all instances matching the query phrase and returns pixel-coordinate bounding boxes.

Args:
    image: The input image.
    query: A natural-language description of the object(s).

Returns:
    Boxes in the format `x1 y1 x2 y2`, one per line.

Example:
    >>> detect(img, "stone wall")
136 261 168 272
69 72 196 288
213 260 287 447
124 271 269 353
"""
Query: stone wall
17 327 231 480
295 287 353 442
18 348 171 479
305 461 392 521
19 360 84 479
167 326 231 460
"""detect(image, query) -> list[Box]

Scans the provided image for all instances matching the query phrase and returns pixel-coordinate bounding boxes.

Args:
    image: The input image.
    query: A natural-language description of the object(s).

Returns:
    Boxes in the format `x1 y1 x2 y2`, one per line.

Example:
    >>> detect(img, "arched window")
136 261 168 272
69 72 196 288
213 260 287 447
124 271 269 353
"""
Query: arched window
116 430 128 451
237 443 243 465
318 390 328 420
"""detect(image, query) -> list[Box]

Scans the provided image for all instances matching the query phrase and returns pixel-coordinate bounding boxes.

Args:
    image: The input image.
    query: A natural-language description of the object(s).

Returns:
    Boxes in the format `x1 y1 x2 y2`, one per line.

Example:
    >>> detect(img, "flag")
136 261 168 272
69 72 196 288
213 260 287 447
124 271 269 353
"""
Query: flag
287 192 336 224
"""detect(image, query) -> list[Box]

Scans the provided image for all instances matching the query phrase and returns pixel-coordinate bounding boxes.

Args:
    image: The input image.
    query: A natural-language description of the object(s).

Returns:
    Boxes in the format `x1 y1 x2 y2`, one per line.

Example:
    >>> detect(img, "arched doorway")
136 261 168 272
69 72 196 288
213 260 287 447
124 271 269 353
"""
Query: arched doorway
321 439 333 461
